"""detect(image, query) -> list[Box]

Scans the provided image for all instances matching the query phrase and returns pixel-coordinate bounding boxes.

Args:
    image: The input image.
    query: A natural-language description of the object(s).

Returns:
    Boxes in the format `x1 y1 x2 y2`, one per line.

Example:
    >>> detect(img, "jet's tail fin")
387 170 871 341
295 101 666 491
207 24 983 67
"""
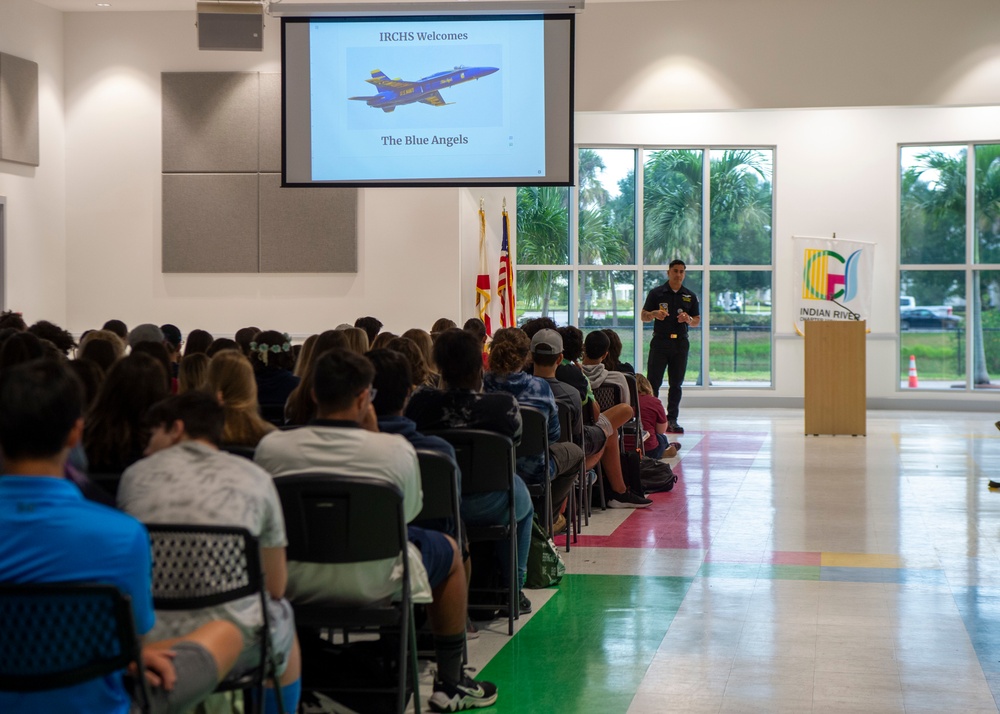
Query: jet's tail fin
366 69 391 85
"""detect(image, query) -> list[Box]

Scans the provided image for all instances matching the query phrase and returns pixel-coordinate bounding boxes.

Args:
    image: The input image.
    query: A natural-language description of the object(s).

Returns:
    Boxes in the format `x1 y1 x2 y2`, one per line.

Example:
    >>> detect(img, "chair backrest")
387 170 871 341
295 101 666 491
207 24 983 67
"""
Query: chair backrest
556 401 574 444
415 450 461 523
516 406 549 459
593 383 625 413
146 525 262 610
220 443 257 460
88 471 124 500
275 474 406 564
620 373 644 453
426 430 516 496
0 583 148 699
259 403 286 427
622 373 640 415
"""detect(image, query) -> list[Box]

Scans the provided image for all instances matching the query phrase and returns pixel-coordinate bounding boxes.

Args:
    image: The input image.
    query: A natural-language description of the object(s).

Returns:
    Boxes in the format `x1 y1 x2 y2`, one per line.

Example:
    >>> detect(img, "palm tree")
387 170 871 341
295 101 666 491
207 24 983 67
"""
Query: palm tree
578 148 611 210
642 149 704 266
516 186 570 316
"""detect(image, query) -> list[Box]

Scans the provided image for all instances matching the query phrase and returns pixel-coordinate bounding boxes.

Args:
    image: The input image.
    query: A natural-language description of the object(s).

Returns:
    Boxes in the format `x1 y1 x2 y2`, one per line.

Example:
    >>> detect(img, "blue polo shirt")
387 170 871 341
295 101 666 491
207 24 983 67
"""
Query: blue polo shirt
0 476 155 714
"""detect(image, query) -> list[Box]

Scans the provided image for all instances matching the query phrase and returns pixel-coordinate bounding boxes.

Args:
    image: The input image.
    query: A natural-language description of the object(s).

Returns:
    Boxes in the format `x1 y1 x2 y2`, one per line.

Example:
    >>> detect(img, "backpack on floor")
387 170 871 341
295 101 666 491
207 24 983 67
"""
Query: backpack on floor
639 456 678 493
620 449 645 498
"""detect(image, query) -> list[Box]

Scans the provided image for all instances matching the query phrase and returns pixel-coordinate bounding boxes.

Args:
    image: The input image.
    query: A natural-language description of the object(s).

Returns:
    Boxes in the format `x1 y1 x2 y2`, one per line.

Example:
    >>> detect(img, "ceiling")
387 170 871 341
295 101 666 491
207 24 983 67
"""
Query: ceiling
32 0 623 10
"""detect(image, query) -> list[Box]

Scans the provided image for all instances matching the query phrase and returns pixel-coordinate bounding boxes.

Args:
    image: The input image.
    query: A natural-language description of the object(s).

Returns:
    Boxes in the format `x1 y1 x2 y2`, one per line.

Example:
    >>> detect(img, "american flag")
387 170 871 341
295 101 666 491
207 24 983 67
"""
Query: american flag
476 205 492 336
497 207 515 328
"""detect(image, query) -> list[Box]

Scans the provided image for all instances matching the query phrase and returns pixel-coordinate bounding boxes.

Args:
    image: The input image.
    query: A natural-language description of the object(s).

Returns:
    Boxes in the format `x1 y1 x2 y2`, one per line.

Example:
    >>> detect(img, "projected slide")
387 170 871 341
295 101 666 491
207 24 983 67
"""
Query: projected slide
309 18 546 182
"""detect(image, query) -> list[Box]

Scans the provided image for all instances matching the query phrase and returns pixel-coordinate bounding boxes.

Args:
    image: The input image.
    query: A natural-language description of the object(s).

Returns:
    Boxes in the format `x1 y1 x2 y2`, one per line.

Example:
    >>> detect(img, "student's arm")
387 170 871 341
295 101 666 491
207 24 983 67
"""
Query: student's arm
261 546 288 599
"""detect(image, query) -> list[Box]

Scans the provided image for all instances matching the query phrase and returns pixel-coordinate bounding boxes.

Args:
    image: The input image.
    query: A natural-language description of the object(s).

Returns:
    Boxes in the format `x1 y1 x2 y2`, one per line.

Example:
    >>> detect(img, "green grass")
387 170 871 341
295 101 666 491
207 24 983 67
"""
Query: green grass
900 330 964 381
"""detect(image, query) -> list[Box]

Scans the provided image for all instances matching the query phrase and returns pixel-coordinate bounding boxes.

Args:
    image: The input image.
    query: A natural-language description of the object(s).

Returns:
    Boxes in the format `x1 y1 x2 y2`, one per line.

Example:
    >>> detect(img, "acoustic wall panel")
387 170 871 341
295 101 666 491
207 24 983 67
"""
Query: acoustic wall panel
259 174 357 273
163 174 259 273
161 71 358 274
162 72 259 173
259 73 282 173
0 53 39 167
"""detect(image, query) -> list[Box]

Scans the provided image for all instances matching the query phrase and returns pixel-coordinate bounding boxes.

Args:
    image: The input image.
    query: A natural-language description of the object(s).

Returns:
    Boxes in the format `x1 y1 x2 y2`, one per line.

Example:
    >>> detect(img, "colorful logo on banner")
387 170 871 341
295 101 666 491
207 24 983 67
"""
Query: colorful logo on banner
793 236 874 324
802 248 863 303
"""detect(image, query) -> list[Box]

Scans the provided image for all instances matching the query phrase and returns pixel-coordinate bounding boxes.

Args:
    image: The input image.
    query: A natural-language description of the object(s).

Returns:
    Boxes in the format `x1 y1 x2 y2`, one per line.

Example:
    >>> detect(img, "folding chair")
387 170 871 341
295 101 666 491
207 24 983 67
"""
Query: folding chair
88 470 124 500
517 406 553 537
259 403 286 427
621 373 645 456
413 450 465 662
275 474 419 714
555 401 581 550
146 524 281 714
427 429 519 635
0 582 151 713
593 383 628 454
414 449 463 555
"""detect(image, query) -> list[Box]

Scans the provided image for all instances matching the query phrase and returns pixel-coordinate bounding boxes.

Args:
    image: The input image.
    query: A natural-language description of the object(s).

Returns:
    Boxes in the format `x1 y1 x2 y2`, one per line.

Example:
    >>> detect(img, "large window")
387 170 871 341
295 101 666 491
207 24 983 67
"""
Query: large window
518 146 774 388
899 144 1000 390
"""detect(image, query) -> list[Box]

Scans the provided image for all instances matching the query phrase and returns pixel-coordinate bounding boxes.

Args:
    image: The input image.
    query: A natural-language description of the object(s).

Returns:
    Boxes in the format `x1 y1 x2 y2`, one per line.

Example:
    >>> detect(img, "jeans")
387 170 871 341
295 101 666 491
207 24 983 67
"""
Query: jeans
460 475 533 588
645 433 670 460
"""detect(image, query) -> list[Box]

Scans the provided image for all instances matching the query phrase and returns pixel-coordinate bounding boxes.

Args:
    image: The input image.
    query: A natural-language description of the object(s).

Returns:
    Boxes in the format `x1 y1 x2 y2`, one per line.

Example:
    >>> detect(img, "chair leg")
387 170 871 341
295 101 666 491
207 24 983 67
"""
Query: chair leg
564 474 574 552
408 603 420 714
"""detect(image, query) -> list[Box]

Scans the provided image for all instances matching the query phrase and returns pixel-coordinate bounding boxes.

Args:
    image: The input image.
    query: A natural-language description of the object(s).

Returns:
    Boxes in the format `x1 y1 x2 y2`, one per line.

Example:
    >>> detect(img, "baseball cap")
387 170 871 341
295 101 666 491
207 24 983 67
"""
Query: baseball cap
530 328 563 355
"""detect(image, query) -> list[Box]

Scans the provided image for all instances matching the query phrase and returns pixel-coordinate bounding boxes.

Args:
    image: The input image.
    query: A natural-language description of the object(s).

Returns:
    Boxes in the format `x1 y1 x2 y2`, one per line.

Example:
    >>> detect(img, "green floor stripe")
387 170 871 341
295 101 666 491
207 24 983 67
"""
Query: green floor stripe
479 574 693 713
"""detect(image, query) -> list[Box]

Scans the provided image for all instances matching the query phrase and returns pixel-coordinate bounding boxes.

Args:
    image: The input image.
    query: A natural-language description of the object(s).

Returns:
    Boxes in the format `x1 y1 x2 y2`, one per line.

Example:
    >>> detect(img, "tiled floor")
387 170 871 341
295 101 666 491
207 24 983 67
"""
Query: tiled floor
455 408 1000 713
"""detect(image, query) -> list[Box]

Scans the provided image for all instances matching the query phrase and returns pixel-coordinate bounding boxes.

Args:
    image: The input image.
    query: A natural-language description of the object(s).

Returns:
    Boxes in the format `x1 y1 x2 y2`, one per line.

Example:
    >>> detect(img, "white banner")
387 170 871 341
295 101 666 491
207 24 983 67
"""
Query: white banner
793 236 875 325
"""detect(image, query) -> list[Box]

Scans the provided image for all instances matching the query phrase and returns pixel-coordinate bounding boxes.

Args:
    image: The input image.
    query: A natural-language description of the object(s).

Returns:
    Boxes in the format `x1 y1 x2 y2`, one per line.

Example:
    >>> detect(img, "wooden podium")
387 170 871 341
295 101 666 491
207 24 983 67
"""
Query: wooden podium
804 320 866 436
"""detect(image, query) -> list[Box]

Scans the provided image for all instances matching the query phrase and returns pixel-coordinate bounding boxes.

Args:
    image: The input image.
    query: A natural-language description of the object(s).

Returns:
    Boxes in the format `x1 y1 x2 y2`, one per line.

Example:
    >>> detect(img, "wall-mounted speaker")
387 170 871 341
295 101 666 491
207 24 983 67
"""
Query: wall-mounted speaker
197 2 264 52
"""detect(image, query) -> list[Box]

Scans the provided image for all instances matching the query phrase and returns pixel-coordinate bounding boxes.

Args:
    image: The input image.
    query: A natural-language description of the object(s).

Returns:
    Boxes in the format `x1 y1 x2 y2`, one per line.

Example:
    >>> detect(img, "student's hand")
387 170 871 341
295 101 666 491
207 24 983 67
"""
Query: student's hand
137 647 178 690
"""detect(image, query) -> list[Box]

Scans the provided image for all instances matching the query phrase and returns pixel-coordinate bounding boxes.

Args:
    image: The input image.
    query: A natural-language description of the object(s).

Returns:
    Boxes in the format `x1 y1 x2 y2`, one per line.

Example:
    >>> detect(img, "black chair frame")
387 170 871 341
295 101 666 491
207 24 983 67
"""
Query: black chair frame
275 474 419 714
427 429 519 636
555 401 581 551
0 582 152 712
517 406 553 538
146 524 282 714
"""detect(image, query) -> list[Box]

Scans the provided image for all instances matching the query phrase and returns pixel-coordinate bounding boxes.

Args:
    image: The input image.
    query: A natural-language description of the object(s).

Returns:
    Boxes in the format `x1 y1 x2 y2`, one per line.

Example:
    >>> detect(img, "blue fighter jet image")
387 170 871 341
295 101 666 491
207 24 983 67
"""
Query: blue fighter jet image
348 66 499 112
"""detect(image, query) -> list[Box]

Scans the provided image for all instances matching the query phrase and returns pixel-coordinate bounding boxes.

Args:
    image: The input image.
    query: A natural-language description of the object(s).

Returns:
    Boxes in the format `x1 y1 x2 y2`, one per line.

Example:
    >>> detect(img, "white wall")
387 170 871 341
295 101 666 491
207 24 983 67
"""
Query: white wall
0 0 65 322
61 11 514 338
576 0 1000 112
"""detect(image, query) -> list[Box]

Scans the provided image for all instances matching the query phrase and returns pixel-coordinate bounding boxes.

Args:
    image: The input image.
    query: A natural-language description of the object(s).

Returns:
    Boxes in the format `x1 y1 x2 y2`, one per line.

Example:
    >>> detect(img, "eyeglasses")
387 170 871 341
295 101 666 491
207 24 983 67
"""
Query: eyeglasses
365 387 378 403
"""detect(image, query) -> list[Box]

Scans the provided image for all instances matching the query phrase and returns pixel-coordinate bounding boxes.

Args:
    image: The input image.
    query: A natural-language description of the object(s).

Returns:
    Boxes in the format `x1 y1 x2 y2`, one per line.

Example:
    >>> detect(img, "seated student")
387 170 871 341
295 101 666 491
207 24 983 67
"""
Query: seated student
354 315 383 345
206 350 276 447
529 328 609 474
0 360 243 714
483 328 583 523
84 352 171 473
368 348 456 461
254 349 498 712
580 330 633 408
405 328 534 613
249 331 299 408
553 328 650 508
635 373 680 459
601 329 635 374
117 391 300 714
463 317 490 370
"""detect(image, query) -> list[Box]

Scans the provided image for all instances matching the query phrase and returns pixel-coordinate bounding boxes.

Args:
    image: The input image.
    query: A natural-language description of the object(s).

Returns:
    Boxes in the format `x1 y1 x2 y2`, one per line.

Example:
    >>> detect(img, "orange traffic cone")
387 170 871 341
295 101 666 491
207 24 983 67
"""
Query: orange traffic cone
908 355 919 388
